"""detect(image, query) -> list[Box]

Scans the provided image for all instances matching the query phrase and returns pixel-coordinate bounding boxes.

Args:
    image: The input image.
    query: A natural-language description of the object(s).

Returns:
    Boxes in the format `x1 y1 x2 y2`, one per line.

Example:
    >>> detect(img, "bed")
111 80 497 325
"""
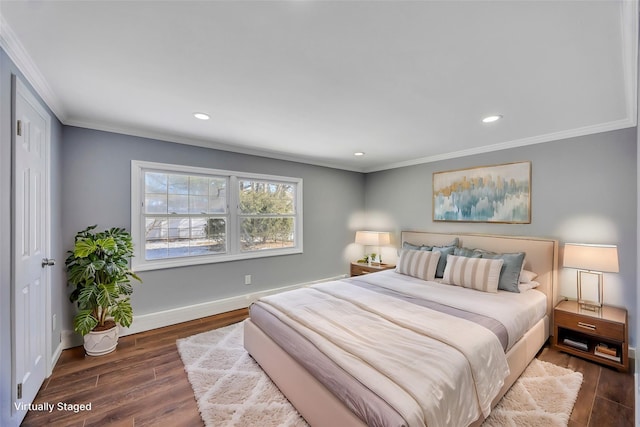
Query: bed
244 232 559 426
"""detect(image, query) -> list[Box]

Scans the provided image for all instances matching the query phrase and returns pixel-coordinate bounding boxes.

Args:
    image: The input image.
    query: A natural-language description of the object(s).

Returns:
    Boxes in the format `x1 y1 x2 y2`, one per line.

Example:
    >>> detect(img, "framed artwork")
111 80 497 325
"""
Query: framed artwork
433 161 531 223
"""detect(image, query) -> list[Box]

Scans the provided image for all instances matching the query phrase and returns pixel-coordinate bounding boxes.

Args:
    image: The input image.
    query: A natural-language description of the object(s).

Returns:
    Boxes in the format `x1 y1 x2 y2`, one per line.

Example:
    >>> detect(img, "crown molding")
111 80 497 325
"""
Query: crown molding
0 15 66 121
64 118 366 173
364 118 637 173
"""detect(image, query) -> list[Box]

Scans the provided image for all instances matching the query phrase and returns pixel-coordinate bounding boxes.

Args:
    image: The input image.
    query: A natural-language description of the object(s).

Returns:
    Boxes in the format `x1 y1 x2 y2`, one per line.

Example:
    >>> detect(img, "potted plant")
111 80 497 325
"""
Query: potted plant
65 225 141 356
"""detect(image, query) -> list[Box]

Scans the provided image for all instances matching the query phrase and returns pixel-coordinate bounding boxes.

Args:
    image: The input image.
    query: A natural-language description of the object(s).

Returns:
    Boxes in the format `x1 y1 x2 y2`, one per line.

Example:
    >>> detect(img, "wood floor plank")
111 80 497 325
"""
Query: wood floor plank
41 372 98 396
22 308 633 426
133 395 203 427
567 357 601 426
589 396 634 427
598 366 635 409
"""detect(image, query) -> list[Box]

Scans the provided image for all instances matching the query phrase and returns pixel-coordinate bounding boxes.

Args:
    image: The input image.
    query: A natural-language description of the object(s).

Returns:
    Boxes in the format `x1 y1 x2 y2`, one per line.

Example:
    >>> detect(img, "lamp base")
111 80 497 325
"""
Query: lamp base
579 303 601 312
577 270 603 310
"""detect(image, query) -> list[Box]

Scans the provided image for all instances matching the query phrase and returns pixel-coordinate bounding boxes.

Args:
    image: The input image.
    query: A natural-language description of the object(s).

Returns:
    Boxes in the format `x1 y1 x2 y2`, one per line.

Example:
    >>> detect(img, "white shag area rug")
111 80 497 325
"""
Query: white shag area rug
177 322 582 427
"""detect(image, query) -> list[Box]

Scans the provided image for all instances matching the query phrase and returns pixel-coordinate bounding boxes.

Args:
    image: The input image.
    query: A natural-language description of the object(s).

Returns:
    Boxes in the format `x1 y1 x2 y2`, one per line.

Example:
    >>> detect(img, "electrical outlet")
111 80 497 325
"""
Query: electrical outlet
52 314 57 331
244 275 252 285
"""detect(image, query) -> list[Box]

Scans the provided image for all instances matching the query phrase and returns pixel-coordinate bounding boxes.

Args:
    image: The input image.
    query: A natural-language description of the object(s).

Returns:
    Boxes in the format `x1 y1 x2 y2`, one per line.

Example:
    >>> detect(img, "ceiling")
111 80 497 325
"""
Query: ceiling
0 1 637 172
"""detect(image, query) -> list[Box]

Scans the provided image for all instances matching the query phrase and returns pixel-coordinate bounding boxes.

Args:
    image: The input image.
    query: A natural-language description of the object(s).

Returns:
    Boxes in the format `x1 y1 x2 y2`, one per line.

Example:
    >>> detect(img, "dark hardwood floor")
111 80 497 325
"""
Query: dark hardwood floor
22 309 634 426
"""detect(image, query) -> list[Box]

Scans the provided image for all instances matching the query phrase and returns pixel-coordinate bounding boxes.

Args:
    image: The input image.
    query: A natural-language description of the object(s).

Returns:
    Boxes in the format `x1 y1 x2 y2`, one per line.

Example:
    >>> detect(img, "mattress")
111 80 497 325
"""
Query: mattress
353 270 548 351
249 270 548 427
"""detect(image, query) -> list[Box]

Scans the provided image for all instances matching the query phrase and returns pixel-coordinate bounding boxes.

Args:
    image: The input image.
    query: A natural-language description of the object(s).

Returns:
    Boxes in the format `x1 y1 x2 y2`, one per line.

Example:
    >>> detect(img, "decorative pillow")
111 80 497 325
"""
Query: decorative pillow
518 281 540 292
431 245 456 278
442 255 504 293
402 241 432 251
475 250 526 293
519 269 538 283
395 249 441 281
454 247 482 258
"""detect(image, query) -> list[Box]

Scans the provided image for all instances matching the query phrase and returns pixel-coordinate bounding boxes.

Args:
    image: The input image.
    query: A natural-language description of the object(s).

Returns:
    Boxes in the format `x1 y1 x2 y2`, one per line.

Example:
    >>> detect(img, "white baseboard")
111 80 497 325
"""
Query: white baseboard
61 274 347 349
49 341 64 375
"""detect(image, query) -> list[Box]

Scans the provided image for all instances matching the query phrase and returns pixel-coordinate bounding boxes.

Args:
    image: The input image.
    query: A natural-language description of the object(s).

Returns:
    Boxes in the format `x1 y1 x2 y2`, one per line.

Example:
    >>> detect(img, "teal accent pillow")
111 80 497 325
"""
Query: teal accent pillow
477 250 526 293
431 245 456 278
402 241 432 251
454 247 482 258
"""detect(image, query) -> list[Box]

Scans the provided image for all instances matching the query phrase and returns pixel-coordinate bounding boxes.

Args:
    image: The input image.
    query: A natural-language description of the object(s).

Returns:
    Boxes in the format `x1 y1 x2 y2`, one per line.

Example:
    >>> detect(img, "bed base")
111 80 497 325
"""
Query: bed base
244 316 549 426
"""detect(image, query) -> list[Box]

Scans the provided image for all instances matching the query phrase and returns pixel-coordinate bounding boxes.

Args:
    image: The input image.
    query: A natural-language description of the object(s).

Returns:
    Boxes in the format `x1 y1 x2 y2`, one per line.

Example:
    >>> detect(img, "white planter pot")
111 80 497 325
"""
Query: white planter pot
84 325 118 356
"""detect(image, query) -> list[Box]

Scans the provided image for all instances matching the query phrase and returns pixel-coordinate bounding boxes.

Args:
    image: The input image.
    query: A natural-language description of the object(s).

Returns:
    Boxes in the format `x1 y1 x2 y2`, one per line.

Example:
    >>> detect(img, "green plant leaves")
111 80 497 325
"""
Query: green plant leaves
74 239 98 258
65 225 142 335
112 299 133 328
74 309 99 336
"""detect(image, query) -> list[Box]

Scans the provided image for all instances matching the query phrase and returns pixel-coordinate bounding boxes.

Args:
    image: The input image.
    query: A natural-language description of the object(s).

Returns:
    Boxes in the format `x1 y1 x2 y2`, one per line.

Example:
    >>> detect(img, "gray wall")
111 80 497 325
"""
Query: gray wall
365 128 637 345
0 49 65 427
61 126 365 323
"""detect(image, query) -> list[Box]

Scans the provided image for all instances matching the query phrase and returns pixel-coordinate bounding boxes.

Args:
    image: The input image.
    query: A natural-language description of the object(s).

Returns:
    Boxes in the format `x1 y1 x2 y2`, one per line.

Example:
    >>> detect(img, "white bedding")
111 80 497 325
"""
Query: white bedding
257 279 511 427
351 270 547 351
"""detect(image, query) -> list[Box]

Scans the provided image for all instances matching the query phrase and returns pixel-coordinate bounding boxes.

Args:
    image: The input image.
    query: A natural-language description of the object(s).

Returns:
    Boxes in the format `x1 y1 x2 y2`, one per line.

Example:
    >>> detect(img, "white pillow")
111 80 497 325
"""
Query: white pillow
442 254 504 293
519 269 538 283
395 249 441 281
518 281 541 292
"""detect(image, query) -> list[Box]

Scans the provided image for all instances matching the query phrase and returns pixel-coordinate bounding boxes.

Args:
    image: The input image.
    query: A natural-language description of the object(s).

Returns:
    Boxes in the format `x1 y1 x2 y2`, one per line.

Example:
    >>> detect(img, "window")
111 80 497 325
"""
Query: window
132 161 302 271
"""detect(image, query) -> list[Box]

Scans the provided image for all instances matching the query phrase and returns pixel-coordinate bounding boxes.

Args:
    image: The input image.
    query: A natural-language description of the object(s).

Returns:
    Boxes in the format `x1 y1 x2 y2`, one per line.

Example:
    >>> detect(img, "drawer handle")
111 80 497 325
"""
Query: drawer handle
577 322 596 331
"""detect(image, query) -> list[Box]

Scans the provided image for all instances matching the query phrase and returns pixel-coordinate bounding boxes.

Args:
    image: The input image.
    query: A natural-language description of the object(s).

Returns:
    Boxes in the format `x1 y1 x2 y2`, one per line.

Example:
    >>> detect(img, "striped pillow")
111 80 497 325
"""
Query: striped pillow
442 255 504 293
395 249 441 281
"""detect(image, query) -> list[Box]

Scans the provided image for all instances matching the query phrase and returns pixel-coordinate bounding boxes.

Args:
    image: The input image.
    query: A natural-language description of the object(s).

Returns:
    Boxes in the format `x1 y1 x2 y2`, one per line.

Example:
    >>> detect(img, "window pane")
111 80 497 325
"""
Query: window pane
168 218 189 239
189 195 209 213
240 217 294 251
145 217 168 259
145 195 167 214
209 178 227 213
189 176 209 195
168 237 191 258
239 180 295 214
166 217 189 257
145 172 167 194
190 218 226 255
168 174 189 195
168 195 189 214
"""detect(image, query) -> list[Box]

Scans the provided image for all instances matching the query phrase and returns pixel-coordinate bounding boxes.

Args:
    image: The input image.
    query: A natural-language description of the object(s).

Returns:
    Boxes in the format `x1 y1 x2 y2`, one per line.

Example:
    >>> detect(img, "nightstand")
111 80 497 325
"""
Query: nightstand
553 300 628 372
350 262 395 277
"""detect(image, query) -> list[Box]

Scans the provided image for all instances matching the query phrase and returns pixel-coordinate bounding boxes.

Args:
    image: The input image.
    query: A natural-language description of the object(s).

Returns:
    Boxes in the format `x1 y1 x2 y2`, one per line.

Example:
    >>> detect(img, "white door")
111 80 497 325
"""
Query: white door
12 77 52 421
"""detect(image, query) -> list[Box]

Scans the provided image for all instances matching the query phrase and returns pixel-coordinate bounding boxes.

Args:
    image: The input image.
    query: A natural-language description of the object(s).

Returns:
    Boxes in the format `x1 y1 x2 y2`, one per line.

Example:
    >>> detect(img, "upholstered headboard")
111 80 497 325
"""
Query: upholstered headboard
400 231 560 322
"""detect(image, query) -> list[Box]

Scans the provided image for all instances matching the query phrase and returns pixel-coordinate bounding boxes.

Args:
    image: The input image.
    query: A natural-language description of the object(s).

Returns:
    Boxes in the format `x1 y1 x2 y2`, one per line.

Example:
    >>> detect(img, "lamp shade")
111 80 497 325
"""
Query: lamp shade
355 231 391 246
563 243 619 273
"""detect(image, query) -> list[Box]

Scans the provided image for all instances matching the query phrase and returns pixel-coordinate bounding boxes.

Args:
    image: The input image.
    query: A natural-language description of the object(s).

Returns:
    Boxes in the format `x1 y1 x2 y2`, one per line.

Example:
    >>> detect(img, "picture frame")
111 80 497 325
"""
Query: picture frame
433 161 531 223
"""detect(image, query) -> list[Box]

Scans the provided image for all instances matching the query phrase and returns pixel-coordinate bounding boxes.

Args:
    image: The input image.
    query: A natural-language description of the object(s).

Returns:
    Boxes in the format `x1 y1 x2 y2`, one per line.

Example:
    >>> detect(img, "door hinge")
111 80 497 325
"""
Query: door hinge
17 383 22 399
16 120 22 136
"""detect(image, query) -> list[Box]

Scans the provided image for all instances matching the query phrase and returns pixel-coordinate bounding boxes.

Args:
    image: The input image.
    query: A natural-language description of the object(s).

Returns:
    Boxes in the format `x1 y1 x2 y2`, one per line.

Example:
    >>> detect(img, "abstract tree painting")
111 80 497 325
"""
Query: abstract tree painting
433 161 531 223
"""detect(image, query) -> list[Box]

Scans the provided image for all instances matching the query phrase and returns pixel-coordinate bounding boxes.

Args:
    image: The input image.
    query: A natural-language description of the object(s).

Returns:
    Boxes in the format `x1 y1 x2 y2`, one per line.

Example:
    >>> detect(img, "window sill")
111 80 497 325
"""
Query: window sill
132 247 303 272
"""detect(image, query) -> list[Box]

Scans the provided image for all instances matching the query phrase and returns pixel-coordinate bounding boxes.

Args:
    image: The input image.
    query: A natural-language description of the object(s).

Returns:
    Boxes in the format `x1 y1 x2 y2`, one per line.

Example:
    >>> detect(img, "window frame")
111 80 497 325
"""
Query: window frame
131 160 303 271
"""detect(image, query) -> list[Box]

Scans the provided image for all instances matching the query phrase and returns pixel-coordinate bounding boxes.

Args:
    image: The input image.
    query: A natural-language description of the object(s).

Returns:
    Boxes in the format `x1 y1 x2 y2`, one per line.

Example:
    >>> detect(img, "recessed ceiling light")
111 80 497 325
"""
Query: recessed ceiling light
354 152 365 156
482 115 503 123
193 112 210 120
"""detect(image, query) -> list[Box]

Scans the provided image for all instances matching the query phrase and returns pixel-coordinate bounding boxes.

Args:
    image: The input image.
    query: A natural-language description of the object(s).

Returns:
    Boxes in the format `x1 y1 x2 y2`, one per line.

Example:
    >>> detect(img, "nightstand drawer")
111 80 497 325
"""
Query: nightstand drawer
554 310 625 341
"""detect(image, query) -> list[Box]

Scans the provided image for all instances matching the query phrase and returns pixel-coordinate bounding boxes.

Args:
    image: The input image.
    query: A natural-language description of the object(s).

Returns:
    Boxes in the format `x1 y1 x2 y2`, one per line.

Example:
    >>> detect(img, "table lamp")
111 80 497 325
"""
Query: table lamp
355 231 391 265
563 243 619 310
